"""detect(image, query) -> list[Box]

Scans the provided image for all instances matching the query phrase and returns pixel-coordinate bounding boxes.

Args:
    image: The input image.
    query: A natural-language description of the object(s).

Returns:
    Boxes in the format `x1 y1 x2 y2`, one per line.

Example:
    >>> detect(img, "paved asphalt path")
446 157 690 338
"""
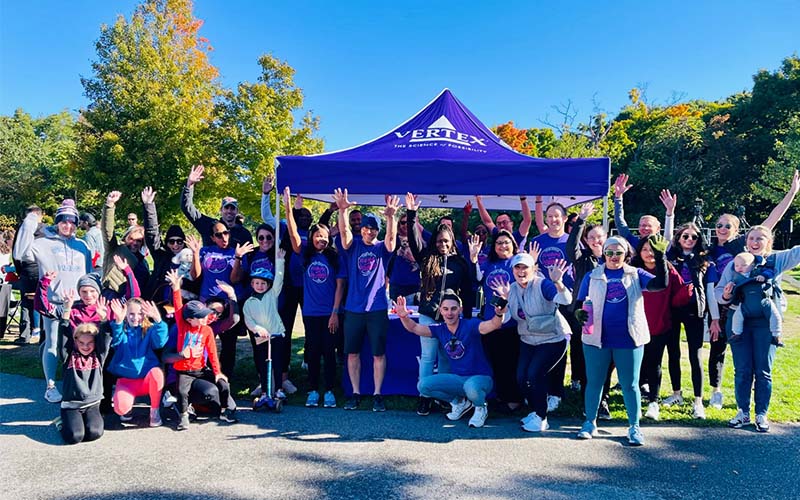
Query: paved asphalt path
1 372 797 500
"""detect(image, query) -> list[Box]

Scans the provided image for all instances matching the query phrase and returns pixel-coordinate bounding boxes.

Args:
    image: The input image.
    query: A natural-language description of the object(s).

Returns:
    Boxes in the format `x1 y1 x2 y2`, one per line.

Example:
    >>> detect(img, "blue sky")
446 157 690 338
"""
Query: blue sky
1 1 798 151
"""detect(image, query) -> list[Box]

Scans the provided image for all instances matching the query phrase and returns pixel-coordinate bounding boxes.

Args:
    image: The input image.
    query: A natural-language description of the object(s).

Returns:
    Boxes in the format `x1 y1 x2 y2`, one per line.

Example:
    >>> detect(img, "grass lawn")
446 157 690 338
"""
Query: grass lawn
3 279 799 425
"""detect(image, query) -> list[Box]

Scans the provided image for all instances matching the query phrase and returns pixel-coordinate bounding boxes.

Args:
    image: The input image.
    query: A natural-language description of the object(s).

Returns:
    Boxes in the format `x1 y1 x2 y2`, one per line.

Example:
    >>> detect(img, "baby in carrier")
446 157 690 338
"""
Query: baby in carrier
729 252 782 346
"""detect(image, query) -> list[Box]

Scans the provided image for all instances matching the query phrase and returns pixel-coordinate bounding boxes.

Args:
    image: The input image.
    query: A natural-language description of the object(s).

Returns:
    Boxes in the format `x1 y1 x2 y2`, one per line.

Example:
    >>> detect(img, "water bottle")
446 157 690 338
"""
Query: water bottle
582 299 594 335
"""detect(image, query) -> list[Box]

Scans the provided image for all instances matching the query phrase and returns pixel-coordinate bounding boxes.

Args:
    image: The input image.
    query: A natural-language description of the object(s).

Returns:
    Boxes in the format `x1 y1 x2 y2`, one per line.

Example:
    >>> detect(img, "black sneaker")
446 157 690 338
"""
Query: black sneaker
598 400 612 421
372 395 386 412
219 408 238 423
416 397 432 416
343 394 361 410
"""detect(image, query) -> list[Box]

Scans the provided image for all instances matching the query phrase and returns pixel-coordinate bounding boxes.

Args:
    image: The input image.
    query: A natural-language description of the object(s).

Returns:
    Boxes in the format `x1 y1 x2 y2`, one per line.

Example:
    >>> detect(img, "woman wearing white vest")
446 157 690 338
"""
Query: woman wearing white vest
490 246 572 433
574 235 669 446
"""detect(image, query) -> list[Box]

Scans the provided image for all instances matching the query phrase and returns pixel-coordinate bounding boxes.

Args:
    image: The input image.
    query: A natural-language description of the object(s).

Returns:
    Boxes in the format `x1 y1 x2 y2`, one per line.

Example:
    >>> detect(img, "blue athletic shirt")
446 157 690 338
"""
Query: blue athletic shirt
429 318 492 377
299 245 347 316
577 268 653 349
533 233 574 290
480 258 513 323
341 238 392 313
199 245 243 300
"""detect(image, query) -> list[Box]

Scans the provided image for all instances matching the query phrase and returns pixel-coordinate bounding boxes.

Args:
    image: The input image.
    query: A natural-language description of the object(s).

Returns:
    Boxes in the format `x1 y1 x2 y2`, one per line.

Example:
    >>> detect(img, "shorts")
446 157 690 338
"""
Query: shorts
344 310 388 356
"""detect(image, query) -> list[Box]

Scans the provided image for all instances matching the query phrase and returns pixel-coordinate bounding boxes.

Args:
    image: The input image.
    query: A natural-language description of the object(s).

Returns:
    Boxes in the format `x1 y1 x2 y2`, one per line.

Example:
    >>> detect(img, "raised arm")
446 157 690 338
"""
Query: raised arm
101 191 121 251
567 203 592 263
260 175 277 227
141 187 163 252
394 296 432 337
283 187 303 254
333 188 355 250
461 201 472 243
114 255 141 299
534 196 547 234
659 189 677 240
518 196 532 237
214 281 240 331
383 195 399 253
405 193 425 262
474 195 496 233
613 174 634 240
761 169 800 229
186 235 202 281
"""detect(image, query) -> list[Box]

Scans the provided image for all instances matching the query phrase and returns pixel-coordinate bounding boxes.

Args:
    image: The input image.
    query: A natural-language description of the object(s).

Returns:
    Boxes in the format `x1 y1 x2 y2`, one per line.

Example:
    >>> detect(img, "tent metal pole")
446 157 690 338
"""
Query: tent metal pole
274 160 281 261
602 195 609 232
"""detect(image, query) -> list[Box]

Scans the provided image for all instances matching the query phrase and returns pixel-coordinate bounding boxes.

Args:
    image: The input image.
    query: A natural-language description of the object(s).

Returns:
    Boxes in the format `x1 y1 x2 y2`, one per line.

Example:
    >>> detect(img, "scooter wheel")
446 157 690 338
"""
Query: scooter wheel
274 399 284 413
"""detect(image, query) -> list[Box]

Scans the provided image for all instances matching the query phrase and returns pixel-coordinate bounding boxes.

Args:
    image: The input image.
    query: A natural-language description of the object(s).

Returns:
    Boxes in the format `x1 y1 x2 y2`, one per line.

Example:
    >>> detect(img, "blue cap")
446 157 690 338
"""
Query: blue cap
362 213 381 232
182 300 213 320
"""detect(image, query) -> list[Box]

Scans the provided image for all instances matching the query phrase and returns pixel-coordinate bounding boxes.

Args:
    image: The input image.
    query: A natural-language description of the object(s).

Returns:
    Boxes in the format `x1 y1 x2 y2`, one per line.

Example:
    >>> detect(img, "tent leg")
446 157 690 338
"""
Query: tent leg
274 162 281 259
602 196 609 233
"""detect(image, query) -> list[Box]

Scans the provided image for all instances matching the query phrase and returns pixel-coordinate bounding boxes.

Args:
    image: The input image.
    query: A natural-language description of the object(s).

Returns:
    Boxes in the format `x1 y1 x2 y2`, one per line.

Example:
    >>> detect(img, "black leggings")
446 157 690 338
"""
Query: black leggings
303 315 337 392
61 404 104 445
708 306 729 388
548 306 582 397
176 370 230 416
518 340 568 418
481 324 522 404
670 307 705 398
248 333 286 396
642 333 671 403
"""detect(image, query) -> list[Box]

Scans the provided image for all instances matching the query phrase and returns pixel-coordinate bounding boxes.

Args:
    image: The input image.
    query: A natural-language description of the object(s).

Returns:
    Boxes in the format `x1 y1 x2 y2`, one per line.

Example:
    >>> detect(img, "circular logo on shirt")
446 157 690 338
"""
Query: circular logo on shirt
307 261 330 284
486 267 511 286
357 251 379 276
539 246 566 267
606 278 627 304
203 253 231 274
444 338 465 360
679 265 693 284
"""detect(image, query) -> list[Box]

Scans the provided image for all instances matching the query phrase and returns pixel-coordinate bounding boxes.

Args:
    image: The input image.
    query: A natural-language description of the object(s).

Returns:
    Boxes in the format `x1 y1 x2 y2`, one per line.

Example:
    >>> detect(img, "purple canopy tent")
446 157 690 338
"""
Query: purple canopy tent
276 89 610 227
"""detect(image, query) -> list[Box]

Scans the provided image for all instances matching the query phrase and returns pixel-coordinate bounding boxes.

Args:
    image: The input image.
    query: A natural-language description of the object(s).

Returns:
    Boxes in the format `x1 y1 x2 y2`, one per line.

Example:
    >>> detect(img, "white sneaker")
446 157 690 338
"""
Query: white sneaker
161 390 177 408
645 402 660 420
662 393 684 406
521 413 549 432
709 391 723 410
275 389 287 400
546 395 561 412
282 379 298 395
150 408 162 427
693 402 706 420
446 398 474 421
468 405 488 428
520 411 537 426
250 385 263 397
44 386 62 403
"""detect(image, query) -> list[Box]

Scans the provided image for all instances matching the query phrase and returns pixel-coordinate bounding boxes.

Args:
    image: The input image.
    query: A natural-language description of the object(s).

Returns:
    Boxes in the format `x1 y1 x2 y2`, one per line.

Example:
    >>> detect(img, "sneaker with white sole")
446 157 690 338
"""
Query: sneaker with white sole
645 402 660 420
119 412 134 422
546 395 561 412
755 414 770 433
161 390 177 409
250 385 263 398
150 408 162 427
628 425 645 446
520 411 537 426
597 400 612 421
576 421 597 440
728 409 751 428
44 386 62 403
305 390 320 407
275 389 287 400
662 393 684 406
282 379 298 395
323 391 337 408
521 413 549 432
693 402 706 420
446 398 474 421
468 404 488 428
709 391 723 410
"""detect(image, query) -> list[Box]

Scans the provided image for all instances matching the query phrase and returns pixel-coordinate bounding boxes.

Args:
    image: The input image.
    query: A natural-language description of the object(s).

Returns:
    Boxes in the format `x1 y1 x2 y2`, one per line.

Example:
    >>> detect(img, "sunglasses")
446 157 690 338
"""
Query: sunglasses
681 233 699 241
399 220 408 225
716 223 732 229
213 230 230 238
167 238 184 245
257 234 274 242
604 250 625 257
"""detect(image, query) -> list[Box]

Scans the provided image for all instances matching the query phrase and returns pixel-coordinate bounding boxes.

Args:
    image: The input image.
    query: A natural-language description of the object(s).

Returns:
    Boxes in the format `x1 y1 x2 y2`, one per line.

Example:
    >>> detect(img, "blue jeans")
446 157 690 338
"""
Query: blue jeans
41 316 60 386
583 344 643 426
418 315 449 380
728 316 776 415
418 374 493 406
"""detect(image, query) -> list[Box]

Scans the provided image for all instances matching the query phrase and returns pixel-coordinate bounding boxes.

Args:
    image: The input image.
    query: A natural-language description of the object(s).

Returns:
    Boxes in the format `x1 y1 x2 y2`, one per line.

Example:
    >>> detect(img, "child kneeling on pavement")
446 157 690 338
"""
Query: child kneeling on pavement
394 290 506 428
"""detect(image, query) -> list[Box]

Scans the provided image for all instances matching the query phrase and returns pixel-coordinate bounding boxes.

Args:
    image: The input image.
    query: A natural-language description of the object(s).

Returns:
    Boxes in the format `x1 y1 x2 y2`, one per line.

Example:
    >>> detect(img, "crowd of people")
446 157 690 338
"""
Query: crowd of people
1 166 798 447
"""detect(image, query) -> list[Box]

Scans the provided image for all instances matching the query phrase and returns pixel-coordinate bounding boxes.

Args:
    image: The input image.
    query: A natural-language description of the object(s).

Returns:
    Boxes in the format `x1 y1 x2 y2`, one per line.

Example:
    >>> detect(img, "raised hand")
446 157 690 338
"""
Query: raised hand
63 288 78 311
187 165 205 187
44 270 58 282
113 254 129 271
234 242 254 258
790 169 800 195
141 186 156 204
527 240 541 264
489 276 510 300
659 189 677 216
96 296 108 321
165 269 182 290
277 248 286 260
282 186 292 210
109 299 125 323
467 234 482 263
185 234 201 253
463 200 473 215
141 301 162 323
262 174 275 195
384 195 400 218
106 191 122 206
216 280 235 298
294 193 304 210
333 188 356 211
394 296 410 318
548 259 568 283
405 192 421 211
613 174 632 198
578 202 594 220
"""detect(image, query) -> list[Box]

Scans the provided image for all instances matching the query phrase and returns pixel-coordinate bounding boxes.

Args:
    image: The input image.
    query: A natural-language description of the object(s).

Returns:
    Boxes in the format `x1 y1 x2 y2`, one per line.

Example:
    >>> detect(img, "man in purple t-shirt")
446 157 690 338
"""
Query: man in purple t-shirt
334 188 399 412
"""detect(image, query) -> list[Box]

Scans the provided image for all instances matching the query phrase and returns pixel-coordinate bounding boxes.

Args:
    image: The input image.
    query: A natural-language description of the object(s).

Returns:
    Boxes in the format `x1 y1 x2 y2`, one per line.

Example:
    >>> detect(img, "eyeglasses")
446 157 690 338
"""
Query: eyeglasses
495 240 512 246
399 220 408 225
604 250 624 257
257 234 273 242
681 233 699 241
167 238 184 245
716 223 732 229
213 230 230 238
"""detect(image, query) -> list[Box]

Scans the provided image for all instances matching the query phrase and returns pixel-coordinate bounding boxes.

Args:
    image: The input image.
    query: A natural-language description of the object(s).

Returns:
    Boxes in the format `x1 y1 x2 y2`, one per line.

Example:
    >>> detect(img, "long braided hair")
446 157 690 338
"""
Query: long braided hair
420 223 458 301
